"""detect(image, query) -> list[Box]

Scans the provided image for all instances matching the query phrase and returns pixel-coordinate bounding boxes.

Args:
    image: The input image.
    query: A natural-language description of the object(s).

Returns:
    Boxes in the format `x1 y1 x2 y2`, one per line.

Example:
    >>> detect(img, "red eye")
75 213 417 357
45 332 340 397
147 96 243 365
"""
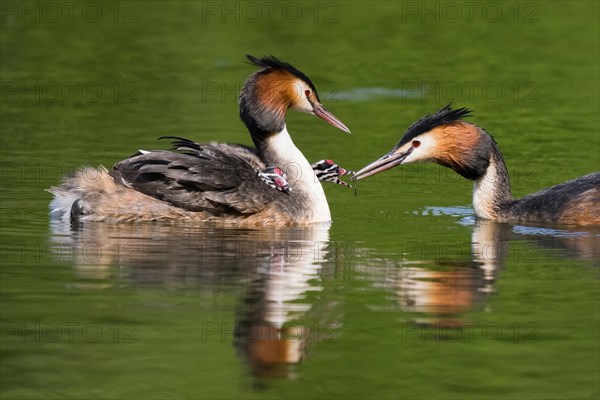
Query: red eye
305 89 311 97
412 140 421 148
274 167 283 176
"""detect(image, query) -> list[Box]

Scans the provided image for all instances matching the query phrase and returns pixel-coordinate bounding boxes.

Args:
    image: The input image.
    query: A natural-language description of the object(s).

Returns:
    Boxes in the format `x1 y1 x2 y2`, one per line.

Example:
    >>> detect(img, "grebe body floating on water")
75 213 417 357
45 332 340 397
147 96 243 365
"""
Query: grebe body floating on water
353 105 599 226
50 56 350 226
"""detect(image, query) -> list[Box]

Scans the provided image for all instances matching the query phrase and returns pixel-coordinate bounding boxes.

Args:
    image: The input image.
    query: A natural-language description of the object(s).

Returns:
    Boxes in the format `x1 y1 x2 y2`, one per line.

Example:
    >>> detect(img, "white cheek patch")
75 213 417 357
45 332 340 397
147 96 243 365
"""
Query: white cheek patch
402 132 437 164
292 97 313 114
289 81 313 114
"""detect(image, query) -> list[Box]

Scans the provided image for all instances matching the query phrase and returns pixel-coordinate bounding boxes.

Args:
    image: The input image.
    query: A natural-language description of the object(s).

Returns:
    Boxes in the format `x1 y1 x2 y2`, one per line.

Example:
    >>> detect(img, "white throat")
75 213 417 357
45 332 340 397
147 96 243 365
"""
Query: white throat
472 161 499 220
266 125 331 222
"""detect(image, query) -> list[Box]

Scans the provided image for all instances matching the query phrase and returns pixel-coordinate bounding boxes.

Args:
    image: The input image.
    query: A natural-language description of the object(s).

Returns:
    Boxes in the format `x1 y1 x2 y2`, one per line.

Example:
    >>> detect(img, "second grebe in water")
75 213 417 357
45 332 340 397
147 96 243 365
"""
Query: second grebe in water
353 105 599 226
50 55 351 226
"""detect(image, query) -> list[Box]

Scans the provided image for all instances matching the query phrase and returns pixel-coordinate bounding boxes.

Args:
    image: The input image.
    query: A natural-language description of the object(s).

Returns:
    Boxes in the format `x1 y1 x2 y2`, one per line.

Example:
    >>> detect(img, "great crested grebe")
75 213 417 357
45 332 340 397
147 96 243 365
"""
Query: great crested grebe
50 55 350 226
255 159 353 196
353 105 600 226
258 166 291 194
312 159 354 187
260 159 353 194
252 158 354 193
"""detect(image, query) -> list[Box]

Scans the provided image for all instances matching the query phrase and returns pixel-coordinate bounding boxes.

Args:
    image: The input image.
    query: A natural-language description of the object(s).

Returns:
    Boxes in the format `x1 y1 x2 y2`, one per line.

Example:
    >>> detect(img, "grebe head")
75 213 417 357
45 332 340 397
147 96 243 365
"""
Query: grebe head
354 105 493 181
240 55 350 136
259 167 291 194
312 159 354 186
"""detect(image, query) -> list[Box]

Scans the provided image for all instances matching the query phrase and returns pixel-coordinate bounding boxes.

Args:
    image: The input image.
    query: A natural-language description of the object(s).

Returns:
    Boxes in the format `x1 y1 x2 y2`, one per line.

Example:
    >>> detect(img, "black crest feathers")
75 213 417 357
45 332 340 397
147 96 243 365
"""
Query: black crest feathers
396 104 472 149
245 54 317 92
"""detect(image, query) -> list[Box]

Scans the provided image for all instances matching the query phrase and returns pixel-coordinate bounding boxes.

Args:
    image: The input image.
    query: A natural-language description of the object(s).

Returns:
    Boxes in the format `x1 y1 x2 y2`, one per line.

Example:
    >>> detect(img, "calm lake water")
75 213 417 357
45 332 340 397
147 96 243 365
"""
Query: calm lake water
1 1 599 399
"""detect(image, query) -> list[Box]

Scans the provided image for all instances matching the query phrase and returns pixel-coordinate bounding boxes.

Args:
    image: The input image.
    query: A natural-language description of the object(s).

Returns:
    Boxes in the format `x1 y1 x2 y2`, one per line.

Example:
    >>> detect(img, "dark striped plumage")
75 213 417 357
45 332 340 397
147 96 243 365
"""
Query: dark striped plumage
311 159 354 187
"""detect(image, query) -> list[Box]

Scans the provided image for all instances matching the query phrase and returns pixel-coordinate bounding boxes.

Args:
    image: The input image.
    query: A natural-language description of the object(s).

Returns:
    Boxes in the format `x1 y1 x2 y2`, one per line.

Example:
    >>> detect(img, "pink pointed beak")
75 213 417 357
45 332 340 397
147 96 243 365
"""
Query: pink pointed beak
353 147 414 180
312 103 351 133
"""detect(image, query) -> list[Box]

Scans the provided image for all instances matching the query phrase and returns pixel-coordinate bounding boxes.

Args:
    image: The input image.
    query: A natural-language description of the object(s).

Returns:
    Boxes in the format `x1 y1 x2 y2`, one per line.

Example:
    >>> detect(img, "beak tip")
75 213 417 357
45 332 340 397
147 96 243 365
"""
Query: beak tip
351 150 408 181
312 103 351 134
334 123 351 134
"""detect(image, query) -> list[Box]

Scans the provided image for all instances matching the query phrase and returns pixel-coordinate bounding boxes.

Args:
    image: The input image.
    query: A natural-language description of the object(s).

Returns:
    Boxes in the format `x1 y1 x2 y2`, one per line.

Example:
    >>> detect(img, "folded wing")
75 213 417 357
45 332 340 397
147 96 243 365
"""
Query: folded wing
111 137 283 215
